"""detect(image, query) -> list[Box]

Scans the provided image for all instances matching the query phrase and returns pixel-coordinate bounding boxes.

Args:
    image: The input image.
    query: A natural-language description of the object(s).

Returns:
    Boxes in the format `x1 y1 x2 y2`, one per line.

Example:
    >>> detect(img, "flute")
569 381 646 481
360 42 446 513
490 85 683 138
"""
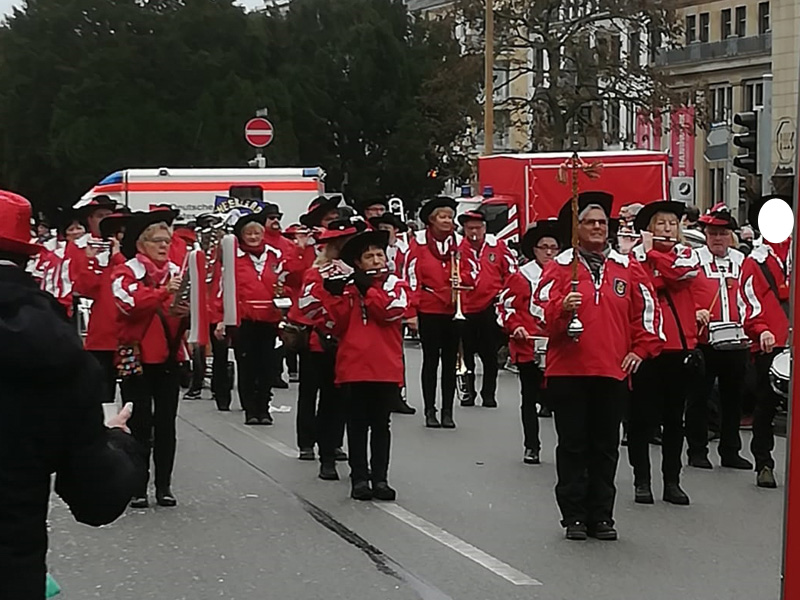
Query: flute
617 232 680 243
87 240 112 250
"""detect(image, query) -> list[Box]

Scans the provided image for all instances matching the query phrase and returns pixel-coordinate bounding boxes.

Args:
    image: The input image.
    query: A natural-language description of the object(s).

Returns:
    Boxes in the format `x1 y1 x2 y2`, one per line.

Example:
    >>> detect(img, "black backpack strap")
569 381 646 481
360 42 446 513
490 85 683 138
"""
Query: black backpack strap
156 309 188 367
662 290 688 351
757 261 791 319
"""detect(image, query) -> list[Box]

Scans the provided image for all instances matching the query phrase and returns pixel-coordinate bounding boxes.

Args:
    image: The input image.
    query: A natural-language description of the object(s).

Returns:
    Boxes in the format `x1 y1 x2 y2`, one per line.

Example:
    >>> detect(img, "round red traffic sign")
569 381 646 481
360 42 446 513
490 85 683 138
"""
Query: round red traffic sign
244 117 274 148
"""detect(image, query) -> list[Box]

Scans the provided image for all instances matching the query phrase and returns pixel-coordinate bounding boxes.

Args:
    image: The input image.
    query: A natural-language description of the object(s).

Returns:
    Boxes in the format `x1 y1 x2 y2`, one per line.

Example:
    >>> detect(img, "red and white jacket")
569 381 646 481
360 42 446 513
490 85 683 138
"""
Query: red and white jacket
329 274 409 385
387 239 409 279
497 260 546 365
459 234 517 315
406 230 462 315
633 243 700 352
533 249 664 380
112 256 187 365
81 250 127 351
691 246 746 346
218 247 281 324
288 261 350 353
741 239 792 351
33 238 63 298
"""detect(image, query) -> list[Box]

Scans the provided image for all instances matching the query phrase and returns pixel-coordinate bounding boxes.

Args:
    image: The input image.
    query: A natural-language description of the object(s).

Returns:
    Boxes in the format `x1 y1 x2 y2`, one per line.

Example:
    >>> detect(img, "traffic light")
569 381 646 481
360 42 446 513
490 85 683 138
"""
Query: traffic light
732 111 759 175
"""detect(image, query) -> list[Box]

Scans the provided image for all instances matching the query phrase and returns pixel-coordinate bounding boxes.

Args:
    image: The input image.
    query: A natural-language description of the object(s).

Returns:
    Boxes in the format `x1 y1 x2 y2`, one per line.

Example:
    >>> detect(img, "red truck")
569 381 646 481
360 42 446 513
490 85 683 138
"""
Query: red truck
468 151 670 243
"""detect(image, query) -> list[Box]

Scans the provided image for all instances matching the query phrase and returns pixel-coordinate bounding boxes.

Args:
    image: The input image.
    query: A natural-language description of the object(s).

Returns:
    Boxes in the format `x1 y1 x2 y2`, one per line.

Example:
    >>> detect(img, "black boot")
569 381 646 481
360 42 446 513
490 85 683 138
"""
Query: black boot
425 410 441 428
565 521 587 541
351 480 372 501
663 482 690 505
634 483 654 504
156 488 177 507
460 373 476 407
319 462 339 481
440 410 456 429
688 452 713 469
372 481 397 501
588 521 618 541
481 394 498 408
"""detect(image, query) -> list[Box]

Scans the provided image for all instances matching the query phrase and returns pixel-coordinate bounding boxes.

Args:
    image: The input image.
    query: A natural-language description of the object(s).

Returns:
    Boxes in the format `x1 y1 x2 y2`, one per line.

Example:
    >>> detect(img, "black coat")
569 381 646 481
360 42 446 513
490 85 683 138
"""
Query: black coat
0 264 147 600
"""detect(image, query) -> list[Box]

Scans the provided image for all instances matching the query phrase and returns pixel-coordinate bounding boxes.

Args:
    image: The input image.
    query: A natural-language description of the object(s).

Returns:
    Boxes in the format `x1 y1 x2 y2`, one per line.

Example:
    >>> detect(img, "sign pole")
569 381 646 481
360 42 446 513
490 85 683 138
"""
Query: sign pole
761 74 774 196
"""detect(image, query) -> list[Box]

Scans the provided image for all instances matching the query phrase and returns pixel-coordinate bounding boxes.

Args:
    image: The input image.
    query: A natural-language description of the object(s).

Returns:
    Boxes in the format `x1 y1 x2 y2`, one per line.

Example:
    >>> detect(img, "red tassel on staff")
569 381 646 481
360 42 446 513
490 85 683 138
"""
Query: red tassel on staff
187 249 209 346
221 233 239 327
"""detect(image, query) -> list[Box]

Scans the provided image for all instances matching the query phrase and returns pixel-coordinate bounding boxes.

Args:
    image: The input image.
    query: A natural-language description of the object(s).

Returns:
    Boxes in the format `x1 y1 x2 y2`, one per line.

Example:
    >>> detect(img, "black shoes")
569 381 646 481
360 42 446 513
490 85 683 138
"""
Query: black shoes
245 416 259 426
588 521 618 541
523 449 540 465
298 448 315 461
272 378 290 390
721 454 753 470
425 411 441 428
156 489 177 507
334 447 348 462
663 483 690 505
260 413 274 426
460 397 475 407
351 481 372 501
372 482 397 501
537 405 552 418
634 483 654 505
393 401 416 415
440 412 456 429
289 371 300 383
565 521 587 541
688 454 713 469
184 388 202 400
757 466 778 488
481 396 498 408
319 462 339 481
130 496 149 509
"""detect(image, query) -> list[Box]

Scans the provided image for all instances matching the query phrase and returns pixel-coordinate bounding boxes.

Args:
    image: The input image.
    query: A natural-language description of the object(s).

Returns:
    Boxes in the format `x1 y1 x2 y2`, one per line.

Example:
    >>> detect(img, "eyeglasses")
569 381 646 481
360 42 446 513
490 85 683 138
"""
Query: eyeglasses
535 245 560 252
581 219 608 227
144 237 171 245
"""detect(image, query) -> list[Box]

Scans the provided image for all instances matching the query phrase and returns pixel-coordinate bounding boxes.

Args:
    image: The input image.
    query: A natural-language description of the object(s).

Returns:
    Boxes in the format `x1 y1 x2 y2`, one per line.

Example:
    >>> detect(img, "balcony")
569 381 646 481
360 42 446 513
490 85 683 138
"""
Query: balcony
654 33 771 67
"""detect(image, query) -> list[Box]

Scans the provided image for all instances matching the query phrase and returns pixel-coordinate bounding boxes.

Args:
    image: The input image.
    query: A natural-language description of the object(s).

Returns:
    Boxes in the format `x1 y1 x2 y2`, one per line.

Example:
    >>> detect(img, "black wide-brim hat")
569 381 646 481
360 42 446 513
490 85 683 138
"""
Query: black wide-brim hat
355 197 389 215
54 206 85 236
99 210 132 239
557 191 614 240
419 196 457 225
369 213 408 233
233 211 268 239
341 230 390 267
262 202 283 218
315 217 369 243
520 219 563 260
748 194 793 233
300 195 342 228
633 200 686 233
78 194 119 218
121 207 179 259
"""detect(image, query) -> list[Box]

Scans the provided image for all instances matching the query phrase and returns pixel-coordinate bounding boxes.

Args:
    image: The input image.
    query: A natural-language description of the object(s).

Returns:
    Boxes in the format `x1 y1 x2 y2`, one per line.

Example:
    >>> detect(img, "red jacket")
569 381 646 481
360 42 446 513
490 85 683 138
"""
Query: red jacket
406 230 462 315
35 239 64 299
387 239 409 279
692 246 746 345
169 229 196 267
111 256 187 364
633 244 699 352
83 251 127 351
58 236 99 317
497 261 546 365
288 262 347 353
226 247 281 324
329 274 409 385
460 234 517 314
741 240 791 350
533 249 664 380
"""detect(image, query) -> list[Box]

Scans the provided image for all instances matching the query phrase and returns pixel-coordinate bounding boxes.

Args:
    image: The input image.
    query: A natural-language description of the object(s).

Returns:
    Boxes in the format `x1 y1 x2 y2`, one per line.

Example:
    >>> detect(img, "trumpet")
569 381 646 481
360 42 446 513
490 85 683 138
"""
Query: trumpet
617 232 680 243
450 251 469 321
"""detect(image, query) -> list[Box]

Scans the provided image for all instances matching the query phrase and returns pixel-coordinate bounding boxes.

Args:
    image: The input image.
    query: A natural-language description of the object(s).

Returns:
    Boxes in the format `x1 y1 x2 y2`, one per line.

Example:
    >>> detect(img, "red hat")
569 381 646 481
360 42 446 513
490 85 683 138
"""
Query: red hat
314 217 368 243
699 203 738 230
0 191 42 255
457 210 486 226
282 223 310 238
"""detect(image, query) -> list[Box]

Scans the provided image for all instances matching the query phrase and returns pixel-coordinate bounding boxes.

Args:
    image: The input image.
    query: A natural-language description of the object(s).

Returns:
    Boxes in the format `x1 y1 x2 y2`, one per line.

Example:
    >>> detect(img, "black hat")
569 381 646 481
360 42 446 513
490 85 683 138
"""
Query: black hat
121 207 179 259
315 216 369 243
300 195 342 228
457 210 486 226
419 196 457 225
262 202 283 218
520 219 562 260
78 195 118 217
557 191 614 239
233 211 268 239
54 207 85 236
355 197 389 215
341 230 390 267
633 200 686 233
369 213 408 233
99 210 132 239
748 194 793 233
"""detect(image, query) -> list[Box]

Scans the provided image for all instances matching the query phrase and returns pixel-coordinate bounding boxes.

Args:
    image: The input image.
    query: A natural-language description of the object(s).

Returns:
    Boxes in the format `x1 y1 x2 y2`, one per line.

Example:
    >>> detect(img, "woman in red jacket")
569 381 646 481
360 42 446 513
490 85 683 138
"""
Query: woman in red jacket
328 229 409 501
628 201 700 507
406 197 461 429
112 208 187 509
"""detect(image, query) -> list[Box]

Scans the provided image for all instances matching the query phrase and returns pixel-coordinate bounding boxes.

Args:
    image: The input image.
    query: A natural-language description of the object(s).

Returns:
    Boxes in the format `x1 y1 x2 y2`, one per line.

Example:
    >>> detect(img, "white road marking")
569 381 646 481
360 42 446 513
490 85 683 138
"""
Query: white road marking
229 423 297 458
375 503 542 586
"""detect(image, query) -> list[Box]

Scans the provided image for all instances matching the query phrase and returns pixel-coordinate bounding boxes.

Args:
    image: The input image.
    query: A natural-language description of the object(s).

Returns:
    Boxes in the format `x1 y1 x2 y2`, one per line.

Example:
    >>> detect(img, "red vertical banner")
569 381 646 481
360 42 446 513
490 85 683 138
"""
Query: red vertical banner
670 106 696 178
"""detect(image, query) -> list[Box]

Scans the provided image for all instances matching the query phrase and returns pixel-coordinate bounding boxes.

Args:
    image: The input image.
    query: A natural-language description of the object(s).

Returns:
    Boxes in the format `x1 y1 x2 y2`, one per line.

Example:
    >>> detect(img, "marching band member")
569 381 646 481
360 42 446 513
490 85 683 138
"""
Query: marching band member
113 207 187 509
741 196 792 489
45 210 86 316
355 198 388 220
327 228 409 501
406 197 462 429
497 219 561 465
533 192 663 541
300 195 342 230
282 223 315 383
457 210 516 408
685 204 752 471
288 218 365 478
627 201 700 506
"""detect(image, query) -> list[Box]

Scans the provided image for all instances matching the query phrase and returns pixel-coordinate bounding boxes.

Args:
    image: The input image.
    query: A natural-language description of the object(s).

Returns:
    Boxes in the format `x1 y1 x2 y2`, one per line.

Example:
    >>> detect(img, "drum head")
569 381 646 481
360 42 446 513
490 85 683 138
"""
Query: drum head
771 350 791 379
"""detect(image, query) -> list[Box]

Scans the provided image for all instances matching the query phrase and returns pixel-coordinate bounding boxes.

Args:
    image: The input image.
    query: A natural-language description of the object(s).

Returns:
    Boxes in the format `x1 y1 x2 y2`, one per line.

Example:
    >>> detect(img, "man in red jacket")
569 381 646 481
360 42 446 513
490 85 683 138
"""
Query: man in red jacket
328 228 408 501
458 210 517 407
741 196 792 489
533 193 663 541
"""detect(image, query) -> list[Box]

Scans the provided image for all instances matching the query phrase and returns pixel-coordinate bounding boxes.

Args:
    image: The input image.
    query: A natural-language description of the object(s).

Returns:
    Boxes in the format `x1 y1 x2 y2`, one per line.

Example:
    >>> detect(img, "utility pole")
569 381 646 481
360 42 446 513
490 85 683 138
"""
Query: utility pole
760 74 773 195
483 0 494 156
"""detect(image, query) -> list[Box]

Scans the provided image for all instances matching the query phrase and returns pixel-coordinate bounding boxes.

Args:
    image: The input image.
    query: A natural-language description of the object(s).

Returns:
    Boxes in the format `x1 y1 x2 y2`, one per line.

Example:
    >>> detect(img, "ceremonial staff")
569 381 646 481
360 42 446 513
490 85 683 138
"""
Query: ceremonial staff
557 121 603 341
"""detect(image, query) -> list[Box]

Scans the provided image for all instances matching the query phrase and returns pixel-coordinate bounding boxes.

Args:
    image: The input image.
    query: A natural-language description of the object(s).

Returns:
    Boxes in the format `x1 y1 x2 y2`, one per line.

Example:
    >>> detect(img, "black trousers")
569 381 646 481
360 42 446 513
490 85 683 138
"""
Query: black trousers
124 363 180 493
462 306 501 401
189 344 205 391
751 349 785 470
232 320 277 420
209 323 233 409
286 351 298 375
344 382 395 484
685 345 748 459
628 352 691 485
549 376 626 527
296 349 345 462
418 312 459 414
89 349 119 404
518 361 544 452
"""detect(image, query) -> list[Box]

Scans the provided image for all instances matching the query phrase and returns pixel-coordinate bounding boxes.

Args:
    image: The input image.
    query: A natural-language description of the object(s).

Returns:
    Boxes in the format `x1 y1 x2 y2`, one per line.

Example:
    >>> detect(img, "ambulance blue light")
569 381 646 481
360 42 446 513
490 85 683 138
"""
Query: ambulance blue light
98 171 123 185
303 168 320 177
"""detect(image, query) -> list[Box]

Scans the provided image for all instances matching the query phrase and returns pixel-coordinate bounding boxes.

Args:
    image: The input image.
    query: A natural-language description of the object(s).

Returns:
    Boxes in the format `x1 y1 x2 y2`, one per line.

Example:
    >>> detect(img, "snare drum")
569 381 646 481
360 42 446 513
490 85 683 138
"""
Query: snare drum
532 336 548 370
769 350 791 403
707 322 749 351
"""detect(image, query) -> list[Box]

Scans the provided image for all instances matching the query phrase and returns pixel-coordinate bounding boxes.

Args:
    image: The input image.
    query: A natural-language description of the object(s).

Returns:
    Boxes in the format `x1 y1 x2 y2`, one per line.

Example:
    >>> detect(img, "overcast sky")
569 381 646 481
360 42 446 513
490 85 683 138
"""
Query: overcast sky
1 0 265 17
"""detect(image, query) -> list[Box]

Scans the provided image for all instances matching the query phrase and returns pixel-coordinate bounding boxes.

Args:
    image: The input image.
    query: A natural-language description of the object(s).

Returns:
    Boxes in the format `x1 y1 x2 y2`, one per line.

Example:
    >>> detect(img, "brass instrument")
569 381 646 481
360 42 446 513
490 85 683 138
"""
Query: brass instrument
171 254 191 310
450 250 468 322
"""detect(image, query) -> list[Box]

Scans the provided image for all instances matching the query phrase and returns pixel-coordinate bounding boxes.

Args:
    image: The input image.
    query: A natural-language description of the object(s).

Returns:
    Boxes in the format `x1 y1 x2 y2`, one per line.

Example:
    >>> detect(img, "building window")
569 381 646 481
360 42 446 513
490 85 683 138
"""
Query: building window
606 99 621 142
721 9 732 39
711 85 733 123
699 13 710 42
686 15 697 44
758 1 770 34
709 167 726 205
493 60 510 103
629 29 641 71
744 80 765 110
735 6 747 37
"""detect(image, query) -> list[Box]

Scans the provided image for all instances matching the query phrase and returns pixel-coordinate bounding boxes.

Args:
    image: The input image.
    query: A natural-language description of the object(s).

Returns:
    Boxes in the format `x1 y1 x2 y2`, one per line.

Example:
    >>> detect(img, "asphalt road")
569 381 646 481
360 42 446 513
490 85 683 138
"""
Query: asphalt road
48 345 787 599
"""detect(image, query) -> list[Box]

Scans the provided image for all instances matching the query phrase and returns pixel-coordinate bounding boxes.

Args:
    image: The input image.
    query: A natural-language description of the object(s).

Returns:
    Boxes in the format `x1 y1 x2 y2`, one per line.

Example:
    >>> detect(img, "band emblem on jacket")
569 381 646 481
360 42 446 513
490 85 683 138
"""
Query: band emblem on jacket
614 278 627 297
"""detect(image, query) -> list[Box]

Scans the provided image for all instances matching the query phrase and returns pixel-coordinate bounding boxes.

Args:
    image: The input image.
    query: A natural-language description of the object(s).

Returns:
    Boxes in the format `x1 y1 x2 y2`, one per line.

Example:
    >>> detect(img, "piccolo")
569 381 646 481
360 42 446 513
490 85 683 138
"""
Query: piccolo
324 267 391 281
617 232 680 243
87 240 112 249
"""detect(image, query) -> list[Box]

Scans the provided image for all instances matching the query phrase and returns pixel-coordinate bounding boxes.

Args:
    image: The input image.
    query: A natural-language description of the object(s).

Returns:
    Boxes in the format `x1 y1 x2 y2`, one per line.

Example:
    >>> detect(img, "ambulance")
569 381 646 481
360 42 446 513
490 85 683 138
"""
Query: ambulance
75 166 326 225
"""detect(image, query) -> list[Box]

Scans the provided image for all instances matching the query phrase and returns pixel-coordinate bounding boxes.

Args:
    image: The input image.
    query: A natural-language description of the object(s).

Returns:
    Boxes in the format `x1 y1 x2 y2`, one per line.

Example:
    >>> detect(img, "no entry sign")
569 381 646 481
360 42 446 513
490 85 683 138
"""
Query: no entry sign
245 117 274 148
